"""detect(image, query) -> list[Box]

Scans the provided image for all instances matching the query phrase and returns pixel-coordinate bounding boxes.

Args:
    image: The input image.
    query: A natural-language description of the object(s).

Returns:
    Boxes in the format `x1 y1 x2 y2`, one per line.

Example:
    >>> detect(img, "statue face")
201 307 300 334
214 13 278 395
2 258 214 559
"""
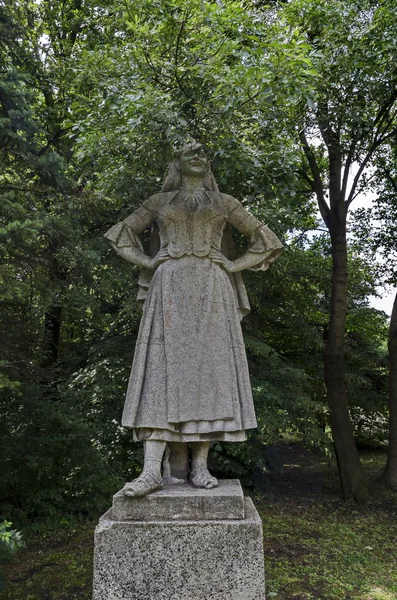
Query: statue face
179 145 208 177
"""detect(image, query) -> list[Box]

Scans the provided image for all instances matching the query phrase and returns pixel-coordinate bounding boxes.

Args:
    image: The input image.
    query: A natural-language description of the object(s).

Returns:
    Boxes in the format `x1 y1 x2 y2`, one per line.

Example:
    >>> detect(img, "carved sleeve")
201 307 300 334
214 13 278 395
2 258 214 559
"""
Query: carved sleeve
225 195 284 271
103 197 157 250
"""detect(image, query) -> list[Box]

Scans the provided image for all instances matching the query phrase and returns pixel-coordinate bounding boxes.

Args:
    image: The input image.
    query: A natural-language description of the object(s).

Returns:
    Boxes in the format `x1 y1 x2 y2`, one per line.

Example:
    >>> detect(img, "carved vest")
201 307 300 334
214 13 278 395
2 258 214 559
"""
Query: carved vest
119 190 264 259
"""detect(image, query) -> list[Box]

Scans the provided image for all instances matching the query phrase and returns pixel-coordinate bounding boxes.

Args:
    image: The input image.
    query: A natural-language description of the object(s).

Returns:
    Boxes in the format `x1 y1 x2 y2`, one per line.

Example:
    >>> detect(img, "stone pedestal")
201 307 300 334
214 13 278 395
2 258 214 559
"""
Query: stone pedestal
93 480 265 600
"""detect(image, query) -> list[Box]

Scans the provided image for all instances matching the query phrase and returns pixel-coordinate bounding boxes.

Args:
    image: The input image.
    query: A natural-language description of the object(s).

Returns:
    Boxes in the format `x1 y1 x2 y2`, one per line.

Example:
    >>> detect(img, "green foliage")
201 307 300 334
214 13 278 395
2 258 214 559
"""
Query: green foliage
0 521 24 553
0 0 393 522
0 521 24 592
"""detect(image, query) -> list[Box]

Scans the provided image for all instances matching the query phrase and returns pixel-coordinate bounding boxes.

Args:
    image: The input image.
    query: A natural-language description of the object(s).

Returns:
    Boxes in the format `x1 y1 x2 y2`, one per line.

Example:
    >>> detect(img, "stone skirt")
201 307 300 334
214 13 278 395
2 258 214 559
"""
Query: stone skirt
122 256 257 442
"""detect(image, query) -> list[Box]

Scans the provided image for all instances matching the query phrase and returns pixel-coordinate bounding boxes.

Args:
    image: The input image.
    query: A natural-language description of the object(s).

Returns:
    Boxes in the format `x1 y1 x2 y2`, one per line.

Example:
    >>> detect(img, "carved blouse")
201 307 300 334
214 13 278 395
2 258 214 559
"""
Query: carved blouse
104 190 283 271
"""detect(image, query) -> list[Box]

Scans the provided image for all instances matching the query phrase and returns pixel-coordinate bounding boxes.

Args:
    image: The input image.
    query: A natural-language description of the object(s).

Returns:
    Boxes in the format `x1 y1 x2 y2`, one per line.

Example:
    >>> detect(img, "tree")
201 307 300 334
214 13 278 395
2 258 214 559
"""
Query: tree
59 0 395 500
1 0 393 518
272 0 397 502
0 1 124 519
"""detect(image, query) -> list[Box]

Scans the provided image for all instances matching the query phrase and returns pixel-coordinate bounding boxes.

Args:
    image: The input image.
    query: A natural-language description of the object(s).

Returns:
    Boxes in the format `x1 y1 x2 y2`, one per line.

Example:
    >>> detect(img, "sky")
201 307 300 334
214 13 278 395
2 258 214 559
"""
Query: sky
369 289 394 316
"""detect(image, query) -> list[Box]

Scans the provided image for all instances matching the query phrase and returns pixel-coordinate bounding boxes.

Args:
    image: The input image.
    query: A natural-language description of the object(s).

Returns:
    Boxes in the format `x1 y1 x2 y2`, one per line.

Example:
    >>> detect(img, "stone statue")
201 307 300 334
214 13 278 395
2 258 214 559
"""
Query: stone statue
104 142 283 497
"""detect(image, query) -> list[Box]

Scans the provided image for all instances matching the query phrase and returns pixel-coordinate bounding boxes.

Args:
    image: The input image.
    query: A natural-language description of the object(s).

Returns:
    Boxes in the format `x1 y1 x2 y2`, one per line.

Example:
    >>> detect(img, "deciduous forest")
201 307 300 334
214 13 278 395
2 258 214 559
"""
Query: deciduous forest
1 0 397 598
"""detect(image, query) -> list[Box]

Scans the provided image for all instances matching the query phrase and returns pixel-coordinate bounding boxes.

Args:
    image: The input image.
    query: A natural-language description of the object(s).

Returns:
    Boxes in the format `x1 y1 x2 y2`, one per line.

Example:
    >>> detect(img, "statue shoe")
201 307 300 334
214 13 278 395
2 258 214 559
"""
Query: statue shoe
123 471 163 497
190 469 218 489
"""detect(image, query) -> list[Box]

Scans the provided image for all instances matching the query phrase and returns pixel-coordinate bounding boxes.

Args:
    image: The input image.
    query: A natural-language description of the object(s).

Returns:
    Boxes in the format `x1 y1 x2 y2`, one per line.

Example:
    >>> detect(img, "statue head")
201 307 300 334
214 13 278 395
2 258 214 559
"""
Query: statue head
177 142 208 178
161 142 219 192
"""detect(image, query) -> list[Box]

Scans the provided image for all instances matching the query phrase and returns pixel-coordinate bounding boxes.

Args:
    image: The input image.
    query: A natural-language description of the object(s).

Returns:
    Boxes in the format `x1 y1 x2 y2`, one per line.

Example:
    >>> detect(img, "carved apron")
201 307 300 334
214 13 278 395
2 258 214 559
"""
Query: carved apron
104 190 283 442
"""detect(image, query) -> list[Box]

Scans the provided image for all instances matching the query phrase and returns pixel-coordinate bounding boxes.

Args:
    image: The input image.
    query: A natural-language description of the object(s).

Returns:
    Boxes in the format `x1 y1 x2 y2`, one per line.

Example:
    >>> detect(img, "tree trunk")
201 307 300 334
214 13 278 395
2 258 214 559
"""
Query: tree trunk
40 305 62 369
39 237 65 371
324 217 369 503
381 291 397 490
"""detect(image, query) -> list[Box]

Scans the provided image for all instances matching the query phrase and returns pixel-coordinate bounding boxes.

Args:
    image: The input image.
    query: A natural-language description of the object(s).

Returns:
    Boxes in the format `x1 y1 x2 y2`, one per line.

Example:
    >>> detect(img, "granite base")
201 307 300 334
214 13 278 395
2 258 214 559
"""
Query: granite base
93 480 265 600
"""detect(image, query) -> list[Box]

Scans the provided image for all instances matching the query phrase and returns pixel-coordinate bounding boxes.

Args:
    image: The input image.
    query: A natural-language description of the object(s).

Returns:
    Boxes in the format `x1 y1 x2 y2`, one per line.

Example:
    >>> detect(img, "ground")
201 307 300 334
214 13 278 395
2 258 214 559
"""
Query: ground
1 444 396 600
256 445 397 600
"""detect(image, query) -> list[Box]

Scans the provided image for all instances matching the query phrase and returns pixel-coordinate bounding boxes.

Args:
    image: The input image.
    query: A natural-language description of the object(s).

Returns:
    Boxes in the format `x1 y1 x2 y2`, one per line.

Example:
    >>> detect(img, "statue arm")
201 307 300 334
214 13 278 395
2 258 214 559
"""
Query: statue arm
217 196 284 273
109 242 155 269
104 199 159 269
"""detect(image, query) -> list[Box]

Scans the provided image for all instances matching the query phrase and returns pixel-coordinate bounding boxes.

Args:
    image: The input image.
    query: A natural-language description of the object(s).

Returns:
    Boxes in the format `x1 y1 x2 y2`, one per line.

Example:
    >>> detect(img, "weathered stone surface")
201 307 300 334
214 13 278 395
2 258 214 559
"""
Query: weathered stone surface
112 479 245 521
103 143 283 498
104 142 284 445
93 496 265 600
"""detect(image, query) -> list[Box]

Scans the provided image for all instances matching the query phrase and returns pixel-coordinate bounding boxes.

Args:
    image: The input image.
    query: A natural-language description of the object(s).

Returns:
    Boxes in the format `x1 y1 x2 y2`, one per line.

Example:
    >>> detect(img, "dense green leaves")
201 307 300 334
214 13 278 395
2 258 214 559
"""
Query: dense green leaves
0 0 394 520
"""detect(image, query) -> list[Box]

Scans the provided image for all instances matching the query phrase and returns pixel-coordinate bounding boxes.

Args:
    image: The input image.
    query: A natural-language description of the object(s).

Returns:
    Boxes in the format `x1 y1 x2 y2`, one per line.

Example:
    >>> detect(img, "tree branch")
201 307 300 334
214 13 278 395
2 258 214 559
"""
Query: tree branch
345 89 397 208
373 90 397 129
141 49 173 91
341 140 357 202
174 12 191 100
298 167 315 189
299 130 330 224
346 126 397 208
291 227 329 244
342 91 397 205
317 99 339 151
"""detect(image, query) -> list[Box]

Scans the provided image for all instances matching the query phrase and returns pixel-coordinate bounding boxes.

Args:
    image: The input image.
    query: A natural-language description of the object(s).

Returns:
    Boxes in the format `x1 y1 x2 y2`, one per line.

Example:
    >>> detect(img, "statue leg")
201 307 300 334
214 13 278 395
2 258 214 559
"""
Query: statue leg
123 440 166 497
163 442 189 484
190 441 218 489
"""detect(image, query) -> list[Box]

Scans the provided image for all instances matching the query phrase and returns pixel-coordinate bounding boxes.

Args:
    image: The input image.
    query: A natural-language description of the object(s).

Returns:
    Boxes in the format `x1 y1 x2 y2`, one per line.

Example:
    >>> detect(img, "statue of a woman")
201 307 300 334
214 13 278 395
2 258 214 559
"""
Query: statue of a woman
104 142 283 497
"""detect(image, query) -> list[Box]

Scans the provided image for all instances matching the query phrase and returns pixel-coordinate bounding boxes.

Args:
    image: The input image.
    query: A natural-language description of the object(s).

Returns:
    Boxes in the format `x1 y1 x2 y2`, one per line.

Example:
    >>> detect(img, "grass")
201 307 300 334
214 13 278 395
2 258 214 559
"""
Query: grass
0 525 94 600
260 502 397 599
257 445 397 600
1 445 396 600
